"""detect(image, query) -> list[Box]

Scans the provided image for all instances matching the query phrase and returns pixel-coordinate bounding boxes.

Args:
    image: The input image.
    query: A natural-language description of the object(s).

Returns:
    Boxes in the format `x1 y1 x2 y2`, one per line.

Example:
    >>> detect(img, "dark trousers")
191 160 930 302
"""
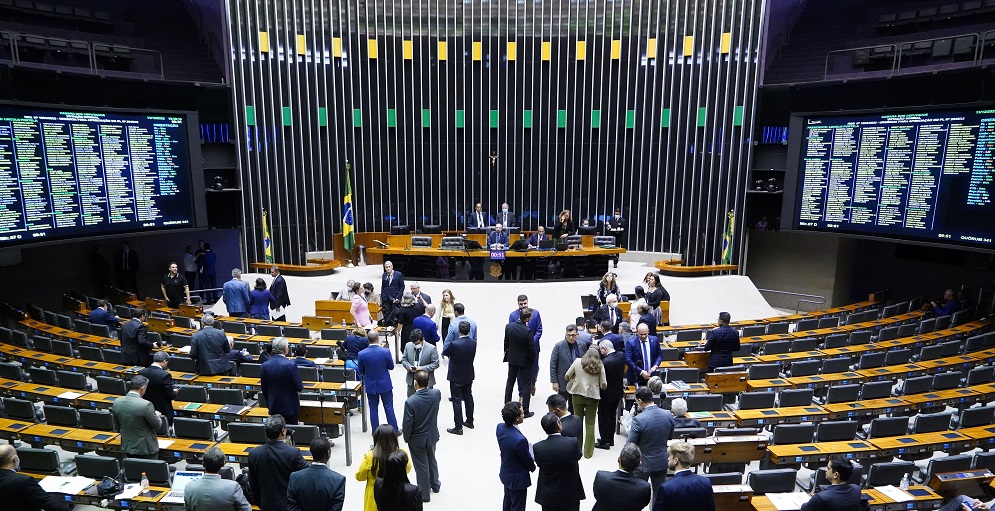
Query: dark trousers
597 394 622 443
450 381 474 426
201 274 217 302
120 270 138 295
635 467 666 505
503 488 527 511
381 300 397 326
558 389 574 413
504 364 533 412
228 311 246 318
184 271 198 290
408 438 440 501
542 503 579 511
501 260 519 280
283 414 299 425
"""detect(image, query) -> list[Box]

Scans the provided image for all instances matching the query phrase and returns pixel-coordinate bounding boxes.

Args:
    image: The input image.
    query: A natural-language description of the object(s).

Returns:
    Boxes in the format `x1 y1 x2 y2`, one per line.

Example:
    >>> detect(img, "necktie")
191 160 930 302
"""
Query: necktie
609 309 615 326
642 340 650 372
388 273 392 285
503 213 507 225
415 347 421 362
478 213 483 227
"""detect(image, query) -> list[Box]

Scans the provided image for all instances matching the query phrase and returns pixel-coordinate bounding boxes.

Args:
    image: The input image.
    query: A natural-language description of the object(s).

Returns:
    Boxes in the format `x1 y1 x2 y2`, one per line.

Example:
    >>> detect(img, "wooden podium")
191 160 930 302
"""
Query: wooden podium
684 350 710 371
299 400 353 466
705 371 749 393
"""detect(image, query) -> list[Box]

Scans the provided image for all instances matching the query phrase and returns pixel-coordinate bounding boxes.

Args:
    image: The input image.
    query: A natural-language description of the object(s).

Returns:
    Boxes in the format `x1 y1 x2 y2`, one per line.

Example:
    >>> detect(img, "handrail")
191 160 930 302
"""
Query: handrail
757 288 827 314
0 30 163 80
895 33 979 74
824 43 898 79
824 29 991 80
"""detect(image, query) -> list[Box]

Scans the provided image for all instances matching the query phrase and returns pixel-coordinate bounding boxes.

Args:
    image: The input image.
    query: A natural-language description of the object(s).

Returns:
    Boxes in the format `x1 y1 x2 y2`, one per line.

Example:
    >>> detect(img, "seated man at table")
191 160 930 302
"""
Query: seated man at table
801 456 863 511
89 299 121 328
489 223 511 249
184 446 251 511
0 444 71 511
938 496 995 511
292 343 321 382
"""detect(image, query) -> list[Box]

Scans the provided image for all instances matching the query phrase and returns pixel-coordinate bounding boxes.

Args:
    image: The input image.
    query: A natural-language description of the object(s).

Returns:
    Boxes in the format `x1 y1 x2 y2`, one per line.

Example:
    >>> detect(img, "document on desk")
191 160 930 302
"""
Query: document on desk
314 358 329 365
157 439 175 449
117 483 144 500
766 492 811 510
878 485 914 502
178 345 192 353
343 381 361 390
39 476 94 494
57 391 85 400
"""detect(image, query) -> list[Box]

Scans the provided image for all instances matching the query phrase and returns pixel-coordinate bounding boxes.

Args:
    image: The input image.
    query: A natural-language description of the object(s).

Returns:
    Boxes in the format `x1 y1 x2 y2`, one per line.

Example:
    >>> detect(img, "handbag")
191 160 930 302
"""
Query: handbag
96 476 123 498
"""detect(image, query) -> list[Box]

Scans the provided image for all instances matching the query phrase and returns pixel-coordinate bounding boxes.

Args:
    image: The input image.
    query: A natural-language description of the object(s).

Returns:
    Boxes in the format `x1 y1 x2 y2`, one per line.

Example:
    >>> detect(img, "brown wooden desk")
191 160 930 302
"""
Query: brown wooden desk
712 484 754 511
767 439 876 464
870 431 974 458
746 378 794 391
823 397 913 420
0 416 33 441
735 406 829 427
902 388 979 410
704 371 749 393
858 364 928 382
683 410 740 429
684 435 769 464
928 469 994 500
217 442 312 465
752 485 941 511
299 400 353 465
59 428 119 452
958 424 995 450
787 372 866 390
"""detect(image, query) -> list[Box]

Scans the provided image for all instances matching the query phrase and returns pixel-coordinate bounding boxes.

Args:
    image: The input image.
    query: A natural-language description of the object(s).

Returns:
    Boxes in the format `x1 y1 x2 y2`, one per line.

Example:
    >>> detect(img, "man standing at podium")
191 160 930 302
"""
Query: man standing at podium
489 224 511 249
703 312 740 373
469 202 490 230
497 203 517 229
606 209 626 268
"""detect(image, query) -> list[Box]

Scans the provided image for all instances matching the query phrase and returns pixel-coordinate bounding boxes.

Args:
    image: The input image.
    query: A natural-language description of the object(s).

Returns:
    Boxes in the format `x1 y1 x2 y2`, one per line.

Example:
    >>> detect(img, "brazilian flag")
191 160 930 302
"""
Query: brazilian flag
721 210 735 265
343 162 355 252
262 210 273 263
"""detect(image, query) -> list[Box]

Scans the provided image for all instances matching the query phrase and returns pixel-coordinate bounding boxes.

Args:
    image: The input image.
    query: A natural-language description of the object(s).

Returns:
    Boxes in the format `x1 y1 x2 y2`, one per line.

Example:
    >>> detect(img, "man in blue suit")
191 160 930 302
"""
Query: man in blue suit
627 387 675 503
625 323 662 386
260 337 304 424
287 436 346 511
357 330 398 431
89 299 121 328
653 441 714 511
488 223 511 249
380 261 405 326
592 443 651 511
443 303 477 352
222 269 251 317
497 401 536 511
443 320 477 434
509 295 543 398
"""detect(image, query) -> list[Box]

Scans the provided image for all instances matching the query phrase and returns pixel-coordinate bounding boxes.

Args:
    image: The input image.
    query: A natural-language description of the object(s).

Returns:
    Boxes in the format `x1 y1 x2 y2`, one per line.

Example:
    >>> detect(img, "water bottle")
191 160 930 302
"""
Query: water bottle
141 472 149 492
899 473 909 490
332 348 339 363
342 319 346 327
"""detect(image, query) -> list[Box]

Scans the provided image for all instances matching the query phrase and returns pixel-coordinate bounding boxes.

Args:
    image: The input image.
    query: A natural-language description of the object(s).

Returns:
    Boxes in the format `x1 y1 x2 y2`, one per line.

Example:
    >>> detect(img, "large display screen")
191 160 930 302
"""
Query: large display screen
0 105 198 246
785 108 995 250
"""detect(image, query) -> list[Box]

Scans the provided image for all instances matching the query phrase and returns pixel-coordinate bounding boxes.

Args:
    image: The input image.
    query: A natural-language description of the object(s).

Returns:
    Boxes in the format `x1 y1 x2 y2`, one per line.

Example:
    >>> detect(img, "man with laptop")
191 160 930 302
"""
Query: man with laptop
164 446 250 510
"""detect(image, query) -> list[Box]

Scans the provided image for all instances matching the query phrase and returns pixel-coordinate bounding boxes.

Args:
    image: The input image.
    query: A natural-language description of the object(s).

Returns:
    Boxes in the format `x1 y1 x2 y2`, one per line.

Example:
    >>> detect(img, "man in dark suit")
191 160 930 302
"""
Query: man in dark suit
653 441 714 511
596 339 627 449
593 294 624 334
625 323 662 386
0 444 71 511
380 260 405 326
497 401 535 511
269 266 292 322
546 394 582 440
410 282 431 309
488 223 511 249
550 325 589 412
286 437 346 511
508 295 543 395
112 375 163 459
504 307 536 416
533 413 585 511
703 311 740 372
138 351 176 425
248 414 308 511
598 319 625 352
89 299 121 328
527 226 550 247
117 241 140 294
260 338 304 425
592 443 651 511
403 371 442 502
605 209 626 267
497 203 517 228
442 320 477 434
190 313 232 376
627 387 675 502
357 330 399 431
468 202 490 230
121 308 156 367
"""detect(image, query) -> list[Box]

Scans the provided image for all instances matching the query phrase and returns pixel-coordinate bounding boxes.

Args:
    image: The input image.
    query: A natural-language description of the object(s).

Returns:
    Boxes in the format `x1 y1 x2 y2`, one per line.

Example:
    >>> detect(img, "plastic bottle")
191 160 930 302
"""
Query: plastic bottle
141 472 149 492
899 473 909 490
332 348 339 363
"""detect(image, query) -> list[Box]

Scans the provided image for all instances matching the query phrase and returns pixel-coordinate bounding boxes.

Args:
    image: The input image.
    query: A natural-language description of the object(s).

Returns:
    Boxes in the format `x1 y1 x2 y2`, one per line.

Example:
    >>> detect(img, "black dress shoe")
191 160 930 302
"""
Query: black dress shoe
463 421 474 429
594 442 611 450
447 427 463 435
523 411 535 419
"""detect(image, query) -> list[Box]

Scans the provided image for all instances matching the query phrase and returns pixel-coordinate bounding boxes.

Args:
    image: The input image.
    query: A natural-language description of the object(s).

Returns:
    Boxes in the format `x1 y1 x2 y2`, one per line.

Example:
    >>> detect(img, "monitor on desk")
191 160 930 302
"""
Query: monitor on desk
463 239 483 250
538 239 554 250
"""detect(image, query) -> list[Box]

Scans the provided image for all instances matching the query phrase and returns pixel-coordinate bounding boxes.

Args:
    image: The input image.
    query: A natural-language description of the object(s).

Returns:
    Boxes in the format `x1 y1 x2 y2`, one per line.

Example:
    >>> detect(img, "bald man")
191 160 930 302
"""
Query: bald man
0 444 71 511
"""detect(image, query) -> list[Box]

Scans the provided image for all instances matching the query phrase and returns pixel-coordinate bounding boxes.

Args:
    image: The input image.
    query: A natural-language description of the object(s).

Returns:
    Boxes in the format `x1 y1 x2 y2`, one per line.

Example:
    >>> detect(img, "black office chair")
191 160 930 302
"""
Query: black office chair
175 385 209 403
973 452 995 473
815 421 859 442
28 367 59 386
778 389 814 407
822 334 848 349
790 338 818 352
875 326 899 342
673 427 708 439
50 339 75 357
738 392 776 410
742 325 767 337
854 352 885 370
940 340 962 357
859 381 893 400
966 366 995 386
298 366 320 382
256 325 283 337
321 329 348 341
747 364 781 380
954 406 995 429
170 334 193 349
703 472 743 485
32 335 53 353
821 357 852 374
90 324 112 338
914 454 973 484
883 349 912 365
897 375 933 396
100 348 122 364
75 454 120 480
665 368 699 383
787 360 820 377
78 409 116 432
221 322 249 335
123 458 171 485
1 397 39 422
934 315 952 331
795 318 819 332
95 376 128 395
910 412 953 434
762 341 791 355
284 326 310 338
824 384 861 404
78 346 104 362
322 367 356 384
686 394 723 412
169 356 197 373
675 330 702 342
173 417 221 441
16 447 66 475
42 405 79 427
965 335 988 353
896 324 918 338
286 424 320 446
861 416 909 440
917 318 936 334
208 388 245 405
848 331 872 345
305 346 332 358
659 348 681 362
240 363 263 378
227 423 268 444
932 371 961 391
766 323 790 335
747 469 797 494
818 317 840 329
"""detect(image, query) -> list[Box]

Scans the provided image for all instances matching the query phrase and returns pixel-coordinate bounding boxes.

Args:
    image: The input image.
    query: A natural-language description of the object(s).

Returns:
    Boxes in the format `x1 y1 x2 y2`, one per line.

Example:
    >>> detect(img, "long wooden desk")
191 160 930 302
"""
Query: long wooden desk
735 406 829 427
768 439 877 464
870 431 974 459
751 486 942 511
683 435 769 464
656 300 879 336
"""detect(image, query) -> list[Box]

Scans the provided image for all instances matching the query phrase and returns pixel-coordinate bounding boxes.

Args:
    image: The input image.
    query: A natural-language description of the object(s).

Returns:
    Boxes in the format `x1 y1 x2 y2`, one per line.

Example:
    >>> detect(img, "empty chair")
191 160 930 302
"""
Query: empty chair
305 346 332 358
965 335 987 353
173 417 218 441
878 305 898 319
748 364 781 380
43 311 58 326
659 348 681 362
965 366 995 386
297 366 320 382
790 338 818 352
897 324 917 338
147 332 163 348
11 330 29 348
322 367 356 384
78 409 116 431
320 328 348 341
32 335 52 353
778 388 814 407
673 427 708 439
825 384 861 404
208 388 245 405
2 397 38 421
283 326 310 338
748 469 797 494
29 367 59 386
934 315 952 331
932 371 961 391
227 422 268 444
168 356 197 373
95 376 127 395
90 324 112 338
787 360 821 377
42 405 78 427
865 461 916 487
884 349 912 366
915 454 973 484
175 385 209 403
286 424 320 445
676 330 702 342
911 412 953 434
123 458 171 485
876 326 899 342
821 357 852 374
733 344 754 358
49 339 74 357
917 318 936 334
0 362 23 381
823 334 848 349
815 421 859 442
686 394 723 412
849 331 872 345
100 348 121 364
55 370 88 391
895 302 910 315
763 341 791 355
973 452 995 473
16 447 63 475
170 334 192 349
665 368 699 383
939 340 961 357
767 323 789 335
75 454 120 479
114 305 132 318
78 346 103 362
864 417 910 439
951 308 973 326
0 326 11 343
855 352 885 370
703 472 743 485
240 362 262 378
918 345 943 362
898 375 933 396
56 314 73 330
739 392 776 410
795 318 819 332
818 317 840 329
221 321 248 335
234 341 261 355
860 381 893 400
742 325 767 337
956 406 995 429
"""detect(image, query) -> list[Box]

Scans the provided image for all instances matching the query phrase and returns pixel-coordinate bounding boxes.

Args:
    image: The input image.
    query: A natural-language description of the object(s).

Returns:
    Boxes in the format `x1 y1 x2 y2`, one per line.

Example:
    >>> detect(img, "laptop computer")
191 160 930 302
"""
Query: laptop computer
159 471 204 504
538 239 554 250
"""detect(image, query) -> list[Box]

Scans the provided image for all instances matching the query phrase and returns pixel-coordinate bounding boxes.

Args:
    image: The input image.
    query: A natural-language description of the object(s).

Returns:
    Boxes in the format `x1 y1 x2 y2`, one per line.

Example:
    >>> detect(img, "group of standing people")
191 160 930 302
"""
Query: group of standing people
220 266 291 321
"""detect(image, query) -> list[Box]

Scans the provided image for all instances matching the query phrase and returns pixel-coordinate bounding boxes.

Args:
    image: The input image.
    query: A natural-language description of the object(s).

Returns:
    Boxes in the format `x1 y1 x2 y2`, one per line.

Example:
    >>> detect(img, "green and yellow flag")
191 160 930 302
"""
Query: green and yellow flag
262 210 274 263
721 210 735 265
342 162 355 252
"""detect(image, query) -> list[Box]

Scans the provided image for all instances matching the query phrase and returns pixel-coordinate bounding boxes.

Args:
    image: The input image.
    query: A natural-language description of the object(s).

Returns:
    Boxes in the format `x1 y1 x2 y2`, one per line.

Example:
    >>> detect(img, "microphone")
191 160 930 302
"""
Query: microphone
374 240 389 248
